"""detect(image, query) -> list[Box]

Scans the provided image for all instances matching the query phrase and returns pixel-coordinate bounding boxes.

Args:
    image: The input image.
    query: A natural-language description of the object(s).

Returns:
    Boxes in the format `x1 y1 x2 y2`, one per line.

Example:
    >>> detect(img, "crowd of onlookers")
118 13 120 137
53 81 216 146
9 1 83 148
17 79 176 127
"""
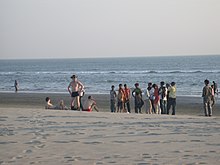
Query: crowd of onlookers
110 81 177 115
110 80 218 116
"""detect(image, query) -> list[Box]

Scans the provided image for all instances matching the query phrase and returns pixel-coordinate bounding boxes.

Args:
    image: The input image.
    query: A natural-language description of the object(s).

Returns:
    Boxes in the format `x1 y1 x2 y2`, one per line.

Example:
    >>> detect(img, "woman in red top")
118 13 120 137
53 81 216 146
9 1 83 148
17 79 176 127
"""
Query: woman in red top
153 84 160 114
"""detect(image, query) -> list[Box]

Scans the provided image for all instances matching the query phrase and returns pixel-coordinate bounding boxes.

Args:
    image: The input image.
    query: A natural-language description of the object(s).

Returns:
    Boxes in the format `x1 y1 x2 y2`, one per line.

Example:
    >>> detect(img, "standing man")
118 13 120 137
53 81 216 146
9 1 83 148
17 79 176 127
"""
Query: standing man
124 84 131 113
110 85 117 113
132 83 143 114
167 82 176 115
117 84 125 113
202 79 213 117
68 74 84 110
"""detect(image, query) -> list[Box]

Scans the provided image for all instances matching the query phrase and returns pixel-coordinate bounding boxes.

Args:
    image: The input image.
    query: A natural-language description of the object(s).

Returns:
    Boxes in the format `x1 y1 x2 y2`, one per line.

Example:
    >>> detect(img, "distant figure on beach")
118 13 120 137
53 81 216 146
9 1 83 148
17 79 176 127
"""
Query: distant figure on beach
167 82 176 115
212 81 218 95
211 85 216 107
159 81 168 114
68 74 84 110
124 84 131 113
110 85 117 113
14 80 19 93
45 97 68 110
82 96 99 112
117 84 125 112
132 83 144 113
202 79 213 117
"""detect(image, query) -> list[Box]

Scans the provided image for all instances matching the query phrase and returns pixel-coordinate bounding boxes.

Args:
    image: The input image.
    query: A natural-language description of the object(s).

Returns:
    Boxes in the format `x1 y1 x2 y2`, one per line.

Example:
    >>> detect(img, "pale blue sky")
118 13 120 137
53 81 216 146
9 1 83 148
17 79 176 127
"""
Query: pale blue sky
0 0 220 59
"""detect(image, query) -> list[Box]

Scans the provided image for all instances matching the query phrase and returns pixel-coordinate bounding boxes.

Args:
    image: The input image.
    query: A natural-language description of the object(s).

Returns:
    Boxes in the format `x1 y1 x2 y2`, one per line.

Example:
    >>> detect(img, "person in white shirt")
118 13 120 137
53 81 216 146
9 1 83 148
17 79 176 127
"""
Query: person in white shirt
159 81 168 114
147 82 155 114
143 88 151 114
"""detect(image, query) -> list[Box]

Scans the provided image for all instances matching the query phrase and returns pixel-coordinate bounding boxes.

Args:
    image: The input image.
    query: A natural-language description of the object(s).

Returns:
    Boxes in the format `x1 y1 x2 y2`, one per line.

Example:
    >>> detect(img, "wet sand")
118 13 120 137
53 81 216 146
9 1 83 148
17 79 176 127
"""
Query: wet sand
0 92 219 116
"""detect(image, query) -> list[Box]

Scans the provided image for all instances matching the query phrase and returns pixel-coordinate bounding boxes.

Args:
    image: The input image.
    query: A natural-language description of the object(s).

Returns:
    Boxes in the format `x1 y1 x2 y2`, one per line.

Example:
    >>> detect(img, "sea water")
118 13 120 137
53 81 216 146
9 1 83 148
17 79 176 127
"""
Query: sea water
0 55 219 96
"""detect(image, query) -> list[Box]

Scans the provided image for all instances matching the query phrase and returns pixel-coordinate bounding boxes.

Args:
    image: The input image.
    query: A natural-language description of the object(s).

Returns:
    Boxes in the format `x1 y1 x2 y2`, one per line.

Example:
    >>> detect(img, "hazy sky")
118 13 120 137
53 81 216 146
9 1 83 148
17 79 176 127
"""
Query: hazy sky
0 0 220 59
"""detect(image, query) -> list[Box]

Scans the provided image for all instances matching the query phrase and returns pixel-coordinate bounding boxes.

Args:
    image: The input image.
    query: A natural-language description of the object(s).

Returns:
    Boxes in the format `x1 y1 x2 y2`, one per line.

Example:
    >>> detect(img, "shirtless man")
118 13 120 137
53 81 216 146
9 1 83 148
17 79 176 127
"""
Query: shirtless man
67 74 84 110
82 96 99 112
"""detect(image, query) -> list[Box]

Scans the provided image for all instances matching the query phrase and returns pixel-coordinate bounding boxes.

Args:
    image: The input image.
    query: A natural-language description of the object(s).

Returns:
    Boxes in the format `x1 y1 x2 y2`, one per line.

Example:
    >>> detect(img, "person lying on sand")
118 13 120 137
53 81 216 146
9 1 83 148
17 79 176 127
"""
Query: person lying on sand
45 97 69 110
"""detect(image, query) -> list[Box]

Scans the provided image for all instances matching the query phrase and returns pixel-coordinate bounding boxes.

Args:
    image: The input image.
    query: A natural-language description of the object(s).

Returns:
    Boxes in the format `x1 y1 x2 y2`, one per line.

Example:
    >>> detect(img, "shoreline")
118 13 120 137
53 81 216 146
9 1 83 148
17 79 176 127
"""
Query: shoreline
0 92 219 116
0 90 204 97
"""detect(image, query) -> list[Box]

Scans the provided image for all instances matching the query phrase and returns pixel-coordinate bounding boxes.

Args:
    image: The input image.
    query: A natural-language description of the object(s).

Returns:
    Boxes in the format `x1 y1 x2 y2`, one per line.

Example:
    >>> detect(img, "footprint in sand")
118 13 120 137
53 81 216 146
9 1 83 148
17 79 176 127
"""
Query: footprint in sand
0 128 15 136
142 153 152 159
0 141 17 145
53 140 70 144
12 155 23 160
83 141 103 145
107 161 117 164
0 116 8 119
25 140 42 145
23 149 32 154
35 144 45 149
136 163 150 165
64 156 82 162
112 140 127 144
25 140 46 150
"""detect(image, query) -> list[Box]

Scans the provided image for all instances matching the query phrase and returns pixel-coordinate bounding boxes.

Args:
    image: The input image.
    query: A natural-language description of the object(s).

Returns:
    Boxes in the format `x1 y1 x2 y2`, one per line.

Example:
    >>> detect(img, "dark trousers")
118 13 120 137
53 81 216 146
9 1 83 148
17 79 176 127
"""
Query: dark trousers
167 98 176 115
203 100 212 116
160 99 167 114
135 97 143 113
124 100 131 113
79 96 83 110
110 99 116 112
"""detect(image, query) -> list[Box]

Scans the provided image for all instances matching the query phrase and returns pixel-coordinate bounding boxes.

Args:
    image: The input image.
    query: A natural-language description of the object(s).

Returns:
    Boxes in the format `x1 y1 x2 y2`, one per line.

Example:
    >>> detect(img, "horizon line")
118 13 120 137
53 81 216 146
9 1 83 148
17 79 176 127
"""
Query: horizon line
0 54 219 60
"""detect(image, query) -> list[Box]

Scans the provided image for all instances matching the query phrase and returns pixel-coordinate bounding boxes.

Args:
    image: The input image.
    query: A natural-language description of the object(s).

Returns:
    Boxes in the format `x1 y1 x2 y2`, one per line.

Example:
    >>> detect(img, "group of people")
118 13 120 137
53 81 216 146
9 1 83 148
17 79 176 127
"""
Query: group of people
45 74 99 112
110 81 177 115
44 74 218 117
110 84 132 113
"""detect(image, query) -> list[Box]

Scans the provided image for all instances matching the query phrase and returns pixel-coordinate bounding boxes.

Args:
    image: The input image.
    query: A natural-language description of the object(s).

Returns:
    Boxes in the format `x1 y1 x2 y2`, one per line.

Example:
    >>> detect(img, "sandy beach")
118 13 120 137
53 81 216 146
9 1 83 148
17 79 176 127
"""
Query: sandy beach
0 92 220 165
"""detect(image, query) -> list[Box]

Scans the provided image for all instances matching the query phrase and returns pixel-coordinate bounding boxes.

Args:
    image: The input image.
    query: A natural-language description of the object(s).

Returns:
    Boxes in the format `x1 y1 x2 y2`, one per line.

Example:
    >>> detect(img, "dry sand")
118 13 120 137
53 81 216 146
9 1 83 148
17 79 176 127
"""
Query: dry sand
0 92 220 165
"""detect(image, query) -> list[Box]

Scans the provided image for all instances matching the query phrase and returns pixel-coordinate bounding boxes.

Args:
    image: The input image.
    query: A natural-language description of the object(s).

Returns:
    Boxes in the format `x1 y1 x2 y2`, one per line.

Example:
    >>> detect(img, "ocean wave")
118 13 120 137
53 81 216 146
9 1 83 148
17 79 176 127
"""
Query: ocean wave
0 70 219 76
81 70 220 74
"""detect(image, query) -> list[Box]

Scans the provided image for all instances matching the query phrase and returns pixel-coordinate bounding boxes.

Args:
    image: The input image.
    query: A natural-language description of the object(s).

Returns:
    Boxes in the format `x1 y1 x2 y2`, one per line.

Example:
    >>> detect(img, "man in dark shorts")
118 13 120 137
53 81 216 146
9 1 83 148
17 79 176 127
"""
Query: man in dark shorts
68 74 84 110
